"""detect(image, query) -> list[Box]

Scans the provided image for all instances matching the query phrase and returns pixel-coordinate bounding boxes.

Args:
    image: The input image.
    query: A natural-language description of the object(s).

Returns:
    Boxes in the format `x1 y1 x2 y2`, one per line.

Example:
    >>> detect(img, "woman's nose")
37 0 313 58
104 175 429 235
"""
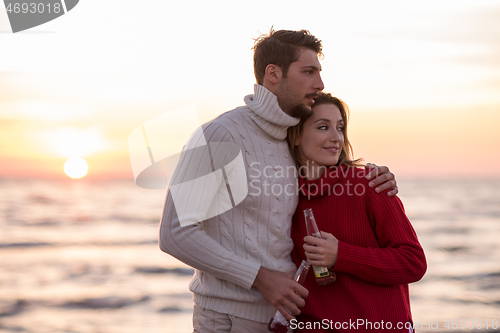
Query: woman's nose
329 130 341 142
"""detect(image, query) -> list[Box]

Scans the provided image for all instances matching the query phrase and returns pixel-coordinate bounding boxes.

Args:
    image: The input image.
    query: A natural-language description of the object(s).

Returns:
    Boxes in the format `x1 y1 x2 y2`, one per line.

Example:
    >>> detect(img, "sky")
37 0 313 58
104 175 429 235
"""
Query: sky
1 0 499 180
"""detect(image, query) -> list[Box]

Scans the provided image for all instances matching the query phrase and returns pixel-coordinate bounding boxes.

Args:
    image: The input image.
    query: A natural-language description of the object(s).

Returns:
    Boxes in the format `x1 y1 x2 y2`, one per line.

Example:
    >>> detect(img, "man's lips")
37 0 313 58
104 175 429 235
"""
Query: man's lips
306 94 319 104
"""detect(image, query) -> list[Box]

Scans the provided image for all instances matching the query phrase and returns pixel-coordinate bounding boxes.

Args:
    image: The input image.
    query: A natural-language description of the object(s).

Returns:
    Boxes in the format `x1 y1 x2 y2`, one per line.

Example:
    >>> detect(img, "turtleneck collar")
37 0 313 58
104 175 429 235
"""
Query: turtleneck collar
299 165 346 198
244 84 300 140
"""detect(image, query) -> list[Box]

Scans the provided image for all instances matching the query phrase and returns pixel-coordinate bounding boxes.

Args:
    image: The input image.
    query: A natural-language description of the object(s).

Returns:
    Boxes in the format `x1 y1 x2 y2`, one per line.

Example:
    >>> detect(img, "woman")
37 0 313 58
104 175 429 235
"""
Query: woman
286 92 427 332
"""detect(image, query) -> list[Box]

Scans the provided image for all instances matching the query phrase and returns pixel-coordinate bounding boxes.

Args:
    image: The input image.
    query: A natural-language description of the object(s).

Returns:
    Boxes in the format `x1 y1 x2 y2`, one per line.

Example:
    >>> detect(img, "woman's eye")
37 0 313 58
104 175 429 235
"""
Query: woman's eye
318 125 327 130
337 126 344 131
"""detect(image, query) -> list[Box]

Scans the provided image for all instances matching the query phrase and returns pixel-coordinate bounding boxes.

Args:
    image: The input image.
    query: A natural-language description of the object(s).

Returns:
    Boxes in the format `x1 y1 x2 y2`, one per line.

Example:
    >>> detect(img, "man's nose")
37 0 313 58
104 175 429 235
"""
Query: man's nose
315 74 325 91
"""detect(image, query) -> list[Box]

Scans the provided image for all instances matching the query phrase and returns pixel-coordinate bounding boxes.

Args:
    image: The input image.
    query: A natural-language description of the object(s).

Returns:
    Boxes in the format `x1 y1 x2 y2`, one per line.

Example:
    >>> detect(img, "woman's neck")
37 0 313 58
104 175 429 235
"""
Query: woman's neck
300 162 327 180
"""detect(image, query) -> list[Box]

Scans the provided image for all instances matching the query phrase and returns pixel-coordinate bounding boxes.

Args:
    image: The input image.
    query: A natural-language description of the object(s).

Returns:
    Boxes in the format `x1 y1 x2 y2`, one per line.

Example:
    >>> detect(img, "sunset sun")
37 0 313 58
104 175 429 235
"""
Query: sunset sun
64 157 88 179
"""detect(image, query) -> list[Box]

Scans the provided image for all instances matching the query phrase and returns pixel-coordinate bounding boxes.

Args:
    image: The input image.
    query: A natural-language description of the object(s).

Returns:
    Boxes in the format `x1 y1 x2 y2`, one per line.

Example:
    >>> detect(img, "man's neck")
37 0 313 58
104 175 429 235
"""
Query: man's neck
260 82 289 115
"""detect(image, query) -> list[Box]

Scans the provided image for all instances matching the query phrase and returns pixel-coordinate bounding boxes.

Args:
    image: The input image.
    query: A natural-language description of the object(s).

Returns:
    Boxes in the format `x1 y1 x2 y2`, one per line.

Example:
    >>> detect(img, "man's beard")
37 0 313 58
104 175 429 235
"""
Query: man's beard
288 103 312 119
277 80 314 118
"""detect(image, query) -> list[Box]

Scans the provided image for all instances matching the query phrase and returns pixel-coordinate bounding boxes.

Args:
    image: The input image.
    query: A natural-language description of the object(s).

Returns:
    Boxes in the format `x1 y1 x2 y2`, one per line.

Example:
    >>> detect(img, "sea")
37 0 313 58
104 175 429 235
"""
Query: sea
0 177 499 333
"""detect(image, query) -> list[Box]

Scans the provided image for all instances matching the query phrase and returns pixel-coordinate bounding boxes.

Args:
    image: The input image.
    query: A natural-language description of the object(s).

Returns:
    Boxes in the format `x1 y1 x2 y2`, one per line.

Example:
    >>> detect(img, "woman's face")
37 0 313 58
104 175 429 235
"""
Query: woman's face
296 103 344 177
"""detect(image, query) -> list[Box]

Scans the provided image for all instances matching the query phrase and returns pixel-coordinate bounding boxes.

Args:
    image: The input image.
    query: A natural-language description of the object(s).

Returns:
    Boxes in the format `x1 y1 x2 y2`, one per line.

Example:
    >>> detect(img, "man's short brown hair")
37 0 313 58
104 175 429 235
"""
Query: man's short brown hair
252 28 323 85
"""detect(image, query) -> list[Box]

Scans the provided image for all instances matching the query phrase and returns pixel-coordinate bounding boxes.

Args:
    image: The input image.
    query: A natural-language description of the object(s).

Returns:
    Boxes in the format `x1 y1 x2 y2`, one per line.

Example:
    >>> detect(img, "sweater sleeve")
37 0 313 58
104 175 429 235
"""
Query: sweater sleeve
158 121 261 290
333 187 427 285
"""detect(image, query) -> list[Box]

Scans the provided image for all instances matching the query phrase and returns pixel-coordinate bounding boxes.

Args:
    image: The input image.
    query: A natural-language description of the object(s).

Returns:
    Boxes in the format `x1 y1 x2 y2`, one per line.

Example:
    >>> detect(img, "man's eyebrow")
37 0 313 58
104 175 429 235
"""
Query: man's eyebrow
302 65 322 71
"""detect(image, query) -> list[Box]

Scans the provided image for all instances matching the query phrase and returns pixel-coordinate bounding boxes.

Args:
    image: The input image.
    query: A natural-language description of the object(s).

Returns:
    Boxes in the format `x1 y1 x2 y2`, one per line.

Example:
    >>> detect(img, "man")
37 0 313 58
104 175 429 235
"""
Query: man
159 29 397 332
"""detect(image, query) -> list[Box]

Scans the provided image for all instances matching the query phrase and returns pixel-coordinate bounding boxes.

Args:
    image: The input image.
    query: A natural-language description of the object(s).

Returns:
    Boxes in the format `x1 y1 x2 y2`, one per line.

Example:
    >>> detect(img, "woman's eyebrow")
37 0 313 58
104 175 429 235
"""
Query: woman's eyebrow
314 118 331 124
314 118 344 124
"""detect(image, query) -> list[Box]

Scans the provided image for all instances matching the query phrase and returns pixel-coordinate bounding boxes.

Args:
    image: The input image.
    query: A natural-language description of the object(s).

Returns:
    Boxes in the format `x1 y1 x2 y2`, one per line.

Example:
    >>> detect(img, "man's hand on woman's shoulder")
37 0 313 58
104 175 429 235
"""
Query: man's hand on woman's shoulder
364 163 398 197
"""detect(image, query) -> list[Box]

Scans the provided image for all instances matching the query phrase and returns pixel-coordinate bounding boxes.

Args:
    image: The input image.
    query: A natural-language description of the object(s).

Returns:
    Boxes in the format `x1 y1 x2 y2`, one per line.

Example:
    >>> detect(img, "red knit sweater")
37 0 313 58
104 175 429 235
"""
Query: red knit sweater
291 165 427 332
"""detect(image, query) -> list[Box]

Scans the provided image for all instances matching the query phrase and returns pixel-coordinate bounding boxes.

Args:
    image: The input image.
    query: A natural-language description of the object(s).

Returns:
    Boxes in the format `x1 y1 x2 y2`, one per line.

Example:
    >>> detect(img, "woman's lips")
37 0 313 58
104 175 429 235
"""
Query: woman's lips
323 147 339 153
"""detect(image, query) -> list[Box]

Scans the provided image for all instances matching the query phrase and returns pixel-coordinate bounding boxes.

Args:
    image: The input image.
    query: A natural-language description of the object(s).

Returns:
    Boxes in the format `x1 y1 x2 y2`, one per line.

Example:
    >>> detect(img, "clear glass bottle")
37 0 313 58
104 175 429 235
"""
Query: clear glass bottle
303 208 336 286
268 260 311 333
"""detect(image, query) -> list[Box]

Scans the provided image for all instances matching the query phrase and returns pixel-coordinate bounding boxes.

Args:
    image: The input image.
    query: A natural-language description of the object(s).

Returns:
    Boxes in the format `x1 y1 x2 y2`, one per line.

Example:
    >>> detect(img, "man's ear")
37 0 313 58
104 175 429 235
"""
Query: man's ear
264 64 282 84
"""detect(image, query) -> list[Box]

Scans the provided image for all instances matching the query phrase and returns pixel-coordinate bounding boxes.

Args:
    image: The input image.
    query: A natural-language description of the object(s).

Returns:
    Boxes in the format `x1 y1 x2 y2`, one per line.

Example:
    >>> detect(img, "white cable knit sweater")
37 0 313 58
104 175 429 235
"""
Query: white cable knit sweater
159 84 300 323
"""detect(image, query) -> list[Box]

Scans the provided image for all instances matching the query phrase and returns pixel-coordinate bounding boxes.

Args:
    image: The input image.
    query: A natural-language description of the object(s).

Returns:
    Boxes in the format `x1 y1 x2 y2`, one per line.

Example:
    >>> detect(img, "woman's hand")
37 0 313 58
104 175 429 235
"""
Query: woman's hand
303 231 339 268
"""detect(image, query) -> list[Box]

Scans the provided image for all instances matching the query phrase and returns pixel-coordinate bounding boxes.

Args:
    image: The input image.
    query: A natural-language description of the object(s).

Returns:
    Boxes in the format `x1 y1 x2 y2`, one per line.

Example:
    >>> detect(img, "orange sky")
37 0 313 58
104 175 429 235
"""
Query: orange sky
1 1 499 180
349 105 500 178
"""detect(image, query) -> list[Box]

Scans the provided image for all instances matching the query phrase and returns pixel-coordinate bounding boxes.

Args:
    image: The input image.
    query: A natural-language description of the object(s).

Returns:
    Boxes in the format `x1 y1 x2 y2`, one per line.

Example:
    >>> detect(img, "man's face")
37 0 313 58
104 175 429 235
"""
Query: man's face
276 48 324 118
